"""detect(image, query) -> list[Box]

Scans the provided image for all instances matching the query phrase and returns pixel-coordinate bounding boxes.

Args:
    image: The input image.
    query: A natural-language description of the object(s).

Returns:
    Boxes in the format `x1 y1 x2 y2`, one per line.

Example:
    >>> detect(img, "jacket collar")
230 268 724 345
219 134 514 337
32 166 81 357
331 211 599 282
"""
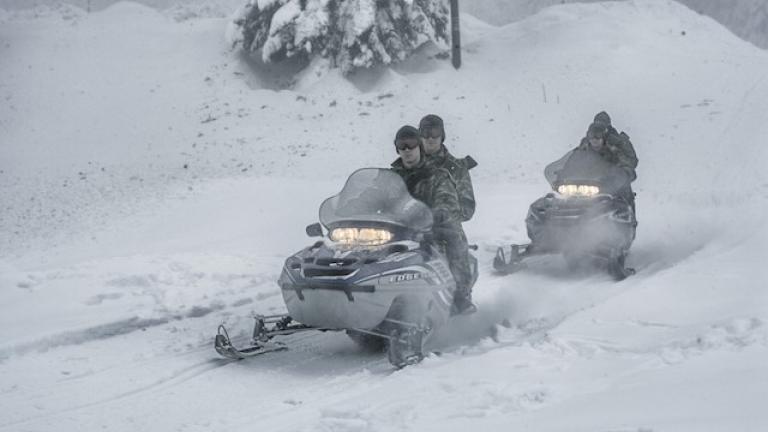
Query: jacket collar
391 156 425 170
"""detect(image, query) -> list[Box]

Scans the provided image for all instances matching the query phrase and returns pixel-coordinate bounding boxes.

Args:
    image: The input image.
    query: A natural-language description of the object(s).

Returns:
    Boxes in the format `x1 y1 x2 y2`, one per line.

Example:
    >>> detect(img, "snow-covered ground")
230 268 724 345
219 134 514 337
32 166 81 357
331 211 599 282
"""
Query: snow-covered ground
463 0 768 50
1 0 767 431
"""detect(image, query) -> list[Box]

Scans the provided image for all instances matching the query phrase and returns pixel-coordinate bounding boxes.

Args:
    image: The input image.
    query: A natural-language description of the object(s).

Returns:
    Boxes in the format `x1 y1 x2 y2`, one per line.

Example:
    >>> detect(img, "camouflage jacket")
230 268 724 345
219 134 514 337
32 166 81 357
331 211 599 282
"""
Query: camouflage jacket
425 145 477 222
390 158 463 230
579 128 638 181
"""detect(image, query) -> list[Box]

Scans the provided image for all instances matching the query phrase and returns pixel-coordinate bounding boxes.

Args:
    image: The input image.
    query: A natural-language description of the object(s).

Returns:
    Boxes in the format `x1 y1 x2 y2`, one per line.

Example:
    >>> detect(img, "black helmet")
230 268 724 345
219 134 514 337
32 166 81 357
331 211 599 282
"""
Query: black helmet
593 111 611 126
393 125 423 153
418 114 445 143
587 122 608 139
395 125 420 142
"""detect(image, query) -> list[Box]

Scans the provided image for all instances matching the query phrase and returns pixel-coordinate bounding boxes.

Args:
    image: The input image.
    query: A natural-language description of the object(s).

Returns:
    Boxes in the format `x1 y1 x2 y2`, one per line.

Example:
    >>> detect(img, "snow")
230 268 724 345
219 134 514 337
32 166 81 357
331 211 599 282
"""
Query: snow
462 0 768 50
263 0 302 60
349 0 376 37
258 0 282 11
1 0 767 431
294 0 329 51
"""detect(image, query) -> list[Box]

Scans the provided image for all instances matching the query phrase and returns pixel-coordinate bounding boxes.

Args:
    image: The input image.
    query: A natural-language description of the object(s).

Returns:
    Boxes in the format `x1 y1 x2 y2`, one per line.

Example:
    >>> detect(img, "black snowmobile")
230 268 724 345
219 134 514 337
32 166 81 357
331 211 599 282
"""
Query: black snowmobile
493 147 637 280
215 168 478 367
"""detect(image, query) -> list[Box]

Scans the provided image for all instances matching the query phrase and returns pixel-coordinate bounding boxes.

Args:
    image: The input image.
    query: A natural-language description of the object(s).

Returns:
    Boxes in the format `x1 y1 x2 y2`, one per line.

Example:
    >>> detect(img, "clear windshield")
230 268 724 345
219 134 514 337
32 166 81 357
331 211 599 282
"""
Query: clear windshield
319 168 433 232
544 149 630 195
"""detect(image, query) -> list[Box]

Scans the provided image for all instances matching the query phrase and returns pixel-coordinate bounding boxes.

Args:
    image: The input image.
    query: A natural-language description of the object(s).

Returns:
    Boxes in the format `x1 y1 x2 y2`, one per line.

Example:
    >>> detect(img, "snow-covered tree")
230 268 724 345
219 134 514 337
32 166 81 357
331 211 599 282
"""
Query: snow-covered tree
228 0 450 74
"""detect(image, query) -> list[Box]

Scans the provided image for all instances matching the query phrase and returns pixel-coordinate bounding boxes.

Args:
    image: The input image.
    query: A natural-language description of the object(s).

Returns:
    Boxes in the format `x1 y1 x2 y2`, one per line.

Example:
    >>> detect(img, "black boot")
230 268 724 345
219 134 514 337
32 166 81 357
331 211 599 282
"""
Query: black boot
451 292 477 316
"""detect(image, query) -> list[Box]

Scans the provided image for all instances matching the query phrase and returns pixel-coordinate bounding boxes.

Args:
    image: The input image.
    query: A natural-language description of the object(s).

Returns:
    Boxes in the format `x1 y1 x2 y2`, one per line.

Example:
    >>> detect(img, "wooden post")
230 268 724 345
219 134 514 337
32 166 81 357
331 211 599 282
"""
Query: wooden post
450 0 461 69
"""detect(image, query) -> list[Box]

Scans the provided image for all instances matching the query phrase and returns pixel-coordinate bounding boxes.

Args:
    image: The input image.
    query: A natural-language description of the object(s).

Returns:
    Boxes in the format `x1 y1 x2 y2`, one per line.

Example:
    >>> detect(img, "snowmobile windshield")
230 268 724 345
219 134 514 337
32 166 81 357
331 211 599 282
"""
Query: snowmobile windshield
319 168 433 233
544 149 631 195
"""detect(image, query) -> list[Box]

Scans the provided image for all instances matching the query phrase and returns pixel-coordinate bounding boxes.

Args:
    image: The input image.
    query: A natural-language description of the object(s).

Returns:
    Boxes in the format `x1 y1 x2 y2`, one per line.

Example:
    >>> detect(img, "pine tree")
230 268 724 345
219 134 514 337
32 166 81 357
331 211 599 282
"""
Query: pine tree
229 0 450 74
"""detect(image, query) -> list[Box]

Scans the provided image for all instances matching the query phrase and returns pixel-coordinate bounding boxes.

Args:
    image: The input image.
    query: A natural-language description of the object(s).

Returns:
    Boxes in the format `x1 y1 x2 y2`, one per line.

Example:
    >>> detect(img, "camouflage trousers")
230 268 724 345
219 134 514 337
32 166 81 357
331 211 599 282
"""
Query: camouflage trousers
617 185 636 217
434 225 473 299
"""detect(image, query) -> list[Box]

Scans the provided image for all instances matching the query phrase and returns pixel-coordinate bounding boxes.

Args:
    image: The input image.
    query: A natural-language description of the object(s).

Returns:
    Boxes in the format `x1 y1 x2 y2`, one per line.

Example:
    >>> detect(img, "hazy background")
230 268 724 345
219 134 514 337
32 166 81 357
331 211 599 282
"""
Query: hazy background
463 0 768 50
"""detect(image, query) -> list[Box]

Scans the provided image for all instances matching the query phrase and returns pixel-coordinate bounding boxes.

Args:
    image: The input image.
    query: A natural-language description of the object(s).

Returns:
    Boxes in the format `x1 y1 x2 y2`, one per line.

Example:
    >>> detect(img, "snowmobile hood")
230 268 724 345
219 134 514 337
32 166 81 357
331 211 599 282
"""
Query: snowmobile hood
319 168 433 232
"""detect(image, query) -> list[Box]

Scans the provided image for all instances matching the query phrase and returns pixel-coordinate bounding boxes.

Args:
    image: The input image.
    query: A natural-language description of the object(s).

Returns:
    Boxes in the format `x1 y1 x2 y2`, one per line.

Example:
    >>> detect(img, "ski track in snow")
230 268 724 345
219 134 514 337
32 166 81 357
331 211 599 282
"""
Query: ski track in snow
0 357 228 430
525 317 768 364
6 259 764 430
0 270 597 429
1 245 765 430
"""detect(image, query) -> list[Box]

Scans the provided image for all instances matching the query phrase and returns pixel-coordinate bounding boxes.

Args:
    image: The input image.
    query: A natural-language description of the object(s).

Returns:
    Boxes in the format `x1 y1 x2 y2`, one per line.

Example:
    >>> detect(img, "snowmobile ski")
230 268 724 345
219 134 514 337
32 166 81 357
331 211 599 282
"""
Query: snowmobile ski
214 324 287 360
214 315 323 360
493 244 532 274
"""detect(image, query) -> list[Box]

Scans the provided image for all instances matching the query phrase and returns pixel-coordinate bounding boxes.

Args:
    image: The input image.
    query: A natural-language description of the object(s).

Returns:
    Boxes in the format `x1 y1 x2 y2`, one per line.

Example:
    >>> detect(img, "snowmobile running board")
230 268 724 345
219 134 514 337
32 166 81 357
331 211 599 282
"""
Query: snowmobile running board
214 315 430 365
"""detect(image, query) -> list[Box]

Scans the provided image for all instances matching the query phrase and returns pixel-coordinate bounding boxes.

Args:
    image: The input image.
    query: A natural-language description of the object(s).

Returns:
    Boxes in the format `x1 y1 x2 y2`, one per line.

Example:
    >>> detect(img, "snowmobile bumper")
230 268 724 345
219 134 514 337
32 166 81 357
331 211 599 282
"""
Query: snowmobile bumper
278 243 455 331
526 195 635 256
281 279 375 302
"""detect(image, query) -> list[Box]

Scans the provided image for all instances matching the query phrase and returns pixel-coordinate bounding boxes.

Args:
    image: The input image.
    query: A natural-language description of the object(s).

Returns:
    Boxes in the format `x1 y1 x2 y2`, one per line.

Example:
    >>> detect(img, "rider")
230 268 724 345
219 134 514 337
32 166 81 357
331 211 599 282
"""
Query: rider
390 125 476 315
418 114 477 222
577 111 638 211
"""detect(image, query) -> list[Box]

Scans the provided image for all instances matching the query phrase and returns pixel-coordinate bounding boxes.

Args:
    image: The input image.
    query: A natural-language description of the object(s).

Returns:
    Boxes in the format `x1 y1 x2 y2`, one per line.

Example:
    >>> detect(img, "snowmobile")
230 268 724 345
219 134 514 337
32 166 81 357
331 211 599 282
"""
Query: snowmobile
493 148 637 280
215 168 478 368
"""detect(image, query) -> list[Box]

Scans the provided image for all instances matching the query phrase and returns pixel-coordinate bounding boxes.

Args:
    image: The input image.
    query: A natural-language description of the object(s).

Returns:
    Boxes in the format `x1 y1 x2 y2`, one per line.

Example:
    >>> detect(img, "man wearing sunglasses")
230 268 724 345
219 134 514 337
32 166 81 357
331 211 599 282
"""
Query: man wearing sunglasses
418 114 477 222
391 125 476 315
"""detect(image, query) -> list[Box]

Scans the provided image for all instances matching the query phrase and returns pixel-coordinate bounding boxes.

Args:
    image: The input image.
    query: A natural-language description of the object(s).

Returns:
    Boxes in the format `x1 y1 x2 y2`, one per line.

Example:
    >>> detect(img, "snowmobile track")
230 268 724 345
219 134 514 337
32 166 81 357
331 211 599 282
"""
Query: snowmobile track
0 358 229 430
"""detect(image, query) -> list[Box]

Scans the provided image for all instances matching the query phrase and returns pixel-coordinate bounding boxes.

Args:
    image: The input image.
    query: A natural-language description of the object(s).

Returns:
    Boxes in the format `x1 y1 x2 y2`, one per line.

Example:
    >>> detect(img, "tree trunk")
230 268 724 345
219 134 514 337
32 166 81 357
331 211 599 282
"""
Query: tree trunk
450 0 461 69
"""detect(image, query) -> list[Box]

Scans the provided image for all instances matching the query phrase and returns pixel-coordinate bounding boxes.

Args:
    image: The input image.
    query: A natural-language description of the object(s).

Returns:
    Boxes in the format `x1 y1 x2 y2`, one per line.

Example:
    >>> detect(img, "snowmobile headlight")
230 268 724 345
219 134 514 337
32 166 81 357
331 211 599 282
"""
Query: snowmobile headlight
330 228 393 246
557 184 600 197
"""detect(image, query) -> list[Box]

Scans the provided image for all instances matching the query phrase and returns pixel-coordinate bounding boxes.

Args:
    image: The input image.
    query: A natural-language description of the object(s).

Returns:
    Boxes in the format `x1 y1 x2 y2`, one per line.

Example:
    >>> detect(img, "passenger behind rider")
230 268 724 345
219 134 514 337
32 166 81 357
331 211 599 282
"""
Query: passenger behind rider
418 114 477 222
390 125 476 315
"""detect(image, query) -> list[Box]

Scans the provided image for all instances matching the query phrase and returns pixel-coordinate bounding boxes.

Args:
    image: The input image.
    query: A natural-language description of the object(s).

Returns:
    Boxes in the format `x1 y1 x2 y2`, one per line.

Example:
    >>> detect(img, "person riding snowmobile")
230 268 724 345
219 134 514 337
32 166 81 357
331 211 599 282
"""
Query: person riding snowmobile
390 125 476 315
578 111 638 212
418 114 477 222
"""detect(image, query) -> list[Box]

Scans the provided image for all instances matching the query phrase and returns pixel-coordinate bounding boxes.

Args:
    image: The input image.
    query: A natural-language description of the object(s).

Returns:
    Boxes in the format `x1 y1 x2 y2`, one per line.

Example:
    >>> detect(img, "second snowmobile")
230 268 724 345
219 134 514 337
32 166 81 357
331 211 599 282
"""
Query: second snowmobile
215 168 478 367
493 147 637 280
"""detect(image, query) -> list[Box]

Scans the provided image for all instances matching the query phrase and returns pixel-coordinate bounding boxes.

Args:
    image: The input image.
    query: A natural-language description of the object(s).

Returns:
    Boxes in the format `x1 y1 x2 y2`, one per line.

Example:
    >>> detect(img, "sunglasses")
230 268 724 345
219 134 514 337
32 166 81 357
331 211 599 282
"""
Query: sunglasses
395 140 420 151
420 127 442 139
